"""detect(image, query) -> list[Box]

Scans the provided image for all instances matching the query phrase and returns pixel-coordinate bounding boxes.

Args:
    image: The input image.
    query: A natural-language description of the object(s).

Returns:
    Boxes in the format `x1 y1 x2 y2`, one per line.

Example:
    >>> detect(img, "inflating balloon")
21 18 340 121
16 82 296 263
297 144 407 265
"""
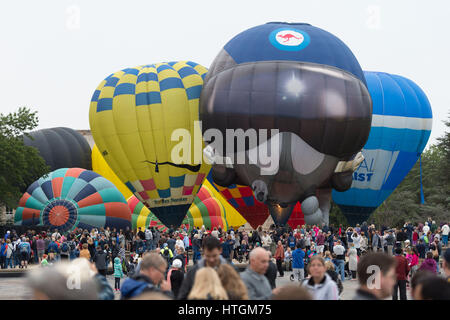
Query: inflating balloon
332 71 433 225
202 179 247 228
127 196 168 232
23 127 91 172
92 144 132 200
287 202 305 230
90 61 211 227
183 184 229 232
207 173 269 229
200 22 372 226
14 168 132 231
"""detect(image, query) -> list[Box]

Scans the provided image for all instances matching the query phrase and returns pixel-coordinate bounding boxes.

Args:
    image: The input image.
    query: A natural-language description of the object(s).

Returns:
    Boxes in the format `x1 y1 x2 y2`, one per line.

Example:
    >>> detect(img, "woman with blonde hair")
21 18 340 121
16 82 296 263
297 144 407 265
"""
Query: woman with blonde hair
217 264 249 300
187 267 228 300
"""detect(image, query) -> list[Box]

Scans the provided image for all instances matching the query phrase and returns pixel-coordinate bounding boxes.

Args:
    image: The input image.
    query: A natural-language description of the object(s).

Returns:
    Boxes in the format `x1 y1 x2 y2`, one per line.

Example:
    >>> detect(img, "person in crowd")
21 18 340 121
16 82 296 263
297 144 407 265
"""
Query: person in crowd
393 247 410 300
27 259 99 300
271 285 313 300
284 246 292 272
406 247 419 278
419 252 437 274
443 248 450 281
292 242 305 281
187 267 228 300
240 247 272 300
19 238 31 269
347 243 358 280
177 236 230 299
120 253 171 299
217 263 249 300
167 259 184 298
414 276 450 300
264 251 278 289
274 240 285 277
333 240 346 282
301 256 339 300
353 253 397 300
79 243 91 260
113 257 124 292
93 246 108 276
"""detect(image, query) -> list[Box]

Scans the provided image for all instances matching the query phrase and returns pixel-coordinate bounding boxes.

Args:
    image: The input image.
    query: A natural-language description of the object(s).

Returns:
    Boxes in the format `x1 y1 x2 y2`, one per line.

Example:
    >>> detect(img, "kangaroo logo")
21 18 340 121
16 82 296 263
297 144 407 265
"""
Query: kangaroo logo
277 33 301 43
269 28 310 52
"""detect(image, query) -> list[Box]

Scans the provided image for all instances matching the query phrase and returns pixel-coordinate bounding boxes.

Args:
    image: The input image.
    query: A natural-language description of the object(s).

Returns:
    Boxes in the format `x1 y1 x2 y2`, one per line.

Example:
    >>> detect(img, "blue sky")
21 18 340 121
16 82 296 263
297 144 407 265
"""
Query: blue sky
0 0 448 147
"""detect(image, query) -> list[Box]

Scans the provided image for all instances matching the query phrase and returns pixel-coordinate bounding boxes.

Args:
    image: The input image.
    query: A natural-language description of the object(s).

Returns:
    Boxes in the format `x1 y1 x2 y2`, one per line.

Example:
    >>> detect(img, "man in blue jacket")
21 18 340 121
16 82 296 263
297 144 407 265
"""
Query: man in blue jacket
291 242 305 281
120 253 172 299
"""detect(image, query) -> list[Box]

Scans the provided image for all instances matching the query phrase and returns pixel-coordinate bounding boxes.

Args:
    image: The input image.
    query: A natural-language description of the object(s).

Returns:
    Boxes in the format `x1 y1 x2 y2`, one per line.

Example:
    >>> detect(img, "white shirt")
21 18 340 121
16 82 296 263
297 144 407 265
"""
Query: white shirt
442 224 449 236
176 239 184 249
333 244 345 256
423 225 430 234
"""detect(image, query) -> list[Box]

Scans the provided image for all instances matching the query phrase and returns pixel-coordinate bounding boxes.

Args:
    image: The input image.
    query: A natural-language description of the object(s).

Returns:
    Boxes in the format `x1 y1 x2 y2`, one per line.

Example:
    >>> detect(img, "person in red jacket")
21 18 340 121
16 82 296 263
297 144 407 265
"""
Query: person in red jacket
393 247 410 300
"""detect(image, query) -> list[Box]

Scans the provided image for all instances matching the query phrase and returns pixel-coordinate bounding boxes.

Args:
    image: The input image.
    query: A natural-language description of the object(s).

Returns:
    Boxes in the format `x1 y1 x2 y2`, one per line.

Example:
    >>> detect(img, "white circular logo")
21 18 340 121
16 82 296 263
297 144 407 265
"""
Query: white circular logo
275 30 305 46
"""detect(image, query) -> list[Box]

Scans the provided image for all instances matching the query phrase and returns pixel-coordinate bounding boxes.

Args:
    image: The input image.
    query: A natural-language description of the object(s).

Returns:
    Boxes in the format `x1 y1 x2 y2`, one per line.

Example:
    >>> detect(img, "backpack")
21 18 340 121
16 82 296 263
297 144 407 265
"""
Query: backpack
20 243 28 253
162 248 171 262
69 241 76 251
61 242 69 253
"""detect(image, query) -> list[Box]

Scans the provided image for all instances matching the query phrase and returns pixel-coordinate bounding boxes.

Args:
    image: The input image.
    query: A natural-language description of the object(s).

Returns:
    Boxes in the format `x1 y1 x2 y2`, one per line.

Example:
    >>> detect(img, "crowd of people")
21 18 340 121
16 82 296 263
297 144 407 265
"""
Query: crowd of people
0 217 449 300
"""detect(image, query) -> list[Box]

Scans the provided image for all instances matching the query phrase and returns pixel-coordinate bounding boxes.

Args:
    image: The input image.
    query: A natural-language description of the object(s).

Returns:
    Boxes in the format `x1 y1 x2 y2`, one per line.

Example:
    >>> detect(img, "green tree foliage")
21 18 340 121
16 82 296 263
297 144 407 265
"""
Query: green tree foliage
0 107 50 208
330 113 450 228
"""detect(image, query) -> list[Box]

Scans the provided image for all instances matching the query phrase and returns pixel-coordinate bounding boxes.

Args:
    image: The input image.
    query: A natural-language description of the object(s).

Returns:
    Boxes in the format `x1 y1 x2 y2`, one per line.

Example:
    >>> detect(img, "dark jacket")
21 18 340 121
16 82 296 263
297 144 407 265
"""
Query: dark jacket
170 269 184 298
93 250 108 271
120 274 172 300
95 273 114 300
264 261 277 289
353 289 379 300
177 256 231 300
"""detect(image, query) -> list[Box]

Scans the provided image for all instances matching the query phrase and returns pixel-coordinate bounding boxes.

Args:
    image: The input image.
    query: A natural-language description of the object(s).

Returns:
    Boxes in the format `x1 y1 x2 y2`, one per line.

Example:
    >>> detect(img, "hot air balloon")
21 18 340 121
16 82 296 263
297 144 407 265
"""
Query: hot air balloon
332 71 433 225
127 196 168 232
183 184 229 232
14 168 132 231
92 144 133 199
287 202 305 230
207 173 269 229
200 22 372 226
89 61 211 228
23 127 92 170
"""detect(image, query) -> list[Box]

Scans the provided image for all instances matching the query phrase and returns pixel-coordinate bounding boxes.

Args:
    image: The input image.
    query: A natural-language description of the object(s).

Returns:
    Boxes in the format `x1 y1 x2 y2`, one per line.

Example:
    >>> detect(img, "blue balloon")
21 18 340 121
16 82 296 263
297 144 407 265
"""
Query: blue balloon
332 71 433 225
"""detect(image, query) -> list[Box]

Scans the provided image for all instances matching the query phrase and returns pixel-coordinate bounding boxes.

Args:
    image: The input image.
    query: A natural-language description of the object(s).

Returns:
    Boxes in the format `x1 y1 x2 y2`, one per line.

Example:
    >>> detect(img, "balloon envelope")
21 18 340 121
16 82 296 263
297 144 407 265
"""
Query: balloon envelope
127 196 168 232
23 127 92 171
332 71 433 225
207 173 269 229
14 168 132 231
89 61 211 227
200 22 372 222
183 184 229 232
92 144 133 200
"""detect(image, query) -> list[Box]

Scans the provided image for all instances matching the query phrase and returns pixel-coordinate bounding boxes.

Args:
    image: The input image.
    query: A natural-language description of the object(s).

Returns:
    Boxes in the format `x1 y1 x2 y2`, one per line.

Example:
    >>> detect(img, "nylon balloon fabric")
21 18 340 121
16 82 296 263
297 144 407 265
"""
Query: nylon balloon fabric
89 61 211 228
332 71 433 225
200 22 372 225
14 168 132 231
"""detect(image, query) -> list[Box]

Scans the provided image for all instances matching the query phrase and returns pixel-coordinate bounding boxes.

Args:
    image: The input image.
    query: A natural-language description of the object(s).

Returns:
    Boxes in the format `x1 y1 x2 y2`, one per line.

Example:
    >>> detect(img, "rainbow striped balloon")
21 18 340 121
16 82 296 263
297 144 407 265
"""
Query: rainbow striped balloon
14 168 131 231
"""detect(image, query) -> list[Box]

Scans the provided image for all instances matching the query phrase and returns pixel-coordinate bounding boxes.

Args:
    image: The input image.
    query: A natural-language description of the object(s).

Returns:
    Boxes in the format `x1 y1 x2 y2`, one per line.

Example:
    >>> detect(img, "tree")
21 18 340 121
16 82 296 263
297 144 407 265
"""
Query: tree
0 107 50 208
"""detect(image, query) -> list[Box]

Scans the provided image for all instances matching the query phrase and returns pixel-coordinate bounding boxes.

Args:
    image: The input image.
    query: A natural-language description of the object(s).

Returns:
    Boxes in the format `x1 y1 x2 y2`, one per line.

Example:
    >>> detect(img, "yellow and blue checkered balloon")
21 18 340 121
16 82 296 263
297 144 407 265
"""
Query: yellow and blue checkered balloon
89 61 211 227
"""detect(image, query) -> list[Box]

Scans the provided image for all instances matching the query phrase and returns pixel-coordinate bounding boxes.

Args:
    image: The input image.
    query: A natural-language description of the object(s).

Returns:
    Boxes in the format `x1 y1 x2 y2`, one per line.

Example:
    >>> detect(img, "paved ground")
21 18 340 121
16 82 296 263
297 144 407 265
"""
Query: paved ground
0 269 413 300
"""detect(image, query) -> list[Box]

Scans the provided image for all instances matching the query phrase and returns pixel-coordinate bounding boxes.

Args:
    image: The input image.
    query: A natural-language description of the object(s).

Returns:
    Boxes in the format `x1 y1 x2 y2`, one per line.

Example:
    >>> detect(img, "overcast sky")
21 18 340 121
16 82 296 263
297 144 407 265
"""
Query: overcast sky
1 0 448 148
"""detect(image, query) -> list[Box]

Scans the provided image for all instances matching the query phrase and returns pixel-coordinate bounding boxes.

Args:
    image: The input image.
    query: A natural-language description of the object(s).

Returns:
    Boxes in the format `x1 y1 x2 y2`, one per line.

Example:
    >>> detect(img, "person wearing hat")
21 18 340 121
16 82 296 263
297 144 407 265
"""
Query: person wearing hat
167 259 184 297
